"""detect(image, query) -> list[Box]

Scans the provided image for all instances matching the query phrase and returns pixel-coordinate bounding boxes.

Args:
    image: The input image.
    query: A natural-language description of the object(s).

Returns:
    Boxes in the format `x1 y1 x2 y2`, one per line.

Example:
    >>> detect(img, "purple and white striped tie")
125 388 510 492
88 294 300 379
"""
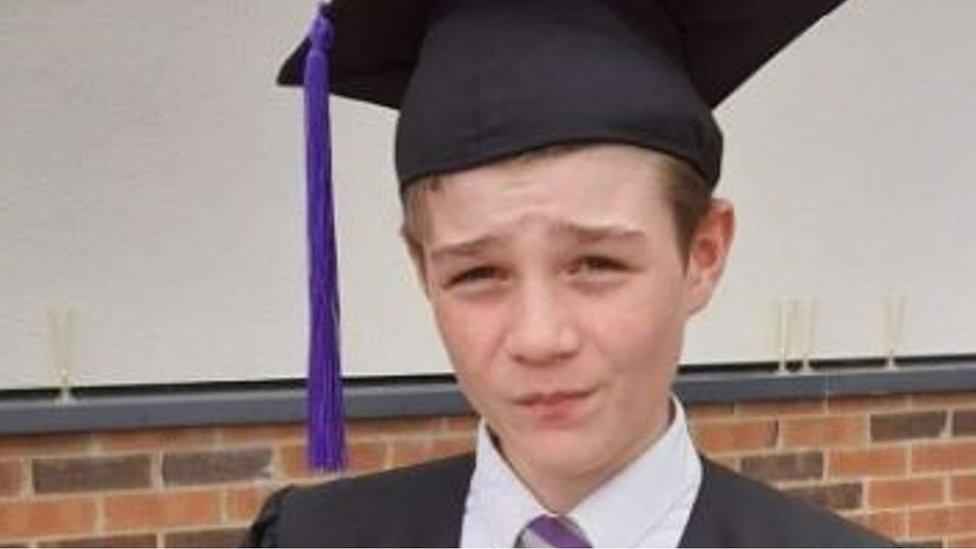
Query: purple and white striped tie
516 515 592 548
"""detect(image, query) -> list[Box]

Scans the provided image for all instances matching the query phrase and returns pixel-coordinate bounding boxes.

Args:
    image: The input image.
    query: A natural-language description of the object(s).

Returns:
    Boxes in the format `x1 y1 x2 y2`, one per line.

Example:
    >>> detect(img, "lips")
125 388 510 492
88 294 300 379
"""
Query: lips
514 389 594 424
515 389 592 407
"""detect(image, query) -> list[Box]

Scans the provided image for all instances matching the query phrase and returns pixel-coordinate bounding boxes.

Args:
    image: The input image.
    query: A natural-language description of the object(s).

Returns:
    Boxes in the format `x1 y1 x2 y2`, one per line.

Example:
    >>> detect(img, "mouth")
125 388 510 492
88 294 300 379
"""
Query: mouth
516 389 593 407
514 388 595 422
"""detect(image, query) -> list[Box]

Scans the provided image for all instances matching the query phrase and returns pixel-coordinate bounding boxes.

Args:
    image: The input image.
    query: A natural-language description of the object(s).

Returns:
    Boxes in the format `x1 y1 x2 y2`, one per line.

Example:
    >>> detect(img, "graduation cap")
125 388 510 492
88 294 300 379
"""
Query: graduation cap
278 0 846 470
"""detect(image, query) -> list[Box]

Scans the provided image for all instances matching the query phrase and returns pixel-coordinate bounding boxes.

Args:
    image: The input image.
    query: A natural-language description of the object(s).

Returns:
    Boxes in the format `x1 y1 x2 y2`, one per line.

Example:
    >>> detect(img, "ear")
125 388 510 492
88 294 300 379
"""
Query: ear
684 199 735 317
400 225 431 298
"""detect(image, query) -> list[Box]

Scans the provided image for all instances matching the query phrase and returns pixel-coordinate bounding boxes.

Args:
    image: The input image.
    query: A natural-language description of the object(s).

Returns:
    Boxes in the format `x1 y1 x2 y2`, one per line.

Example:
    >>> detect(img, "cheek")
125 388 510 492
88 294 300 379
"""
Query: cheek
582 276 686 381
430 296 508 394
578 281 684 444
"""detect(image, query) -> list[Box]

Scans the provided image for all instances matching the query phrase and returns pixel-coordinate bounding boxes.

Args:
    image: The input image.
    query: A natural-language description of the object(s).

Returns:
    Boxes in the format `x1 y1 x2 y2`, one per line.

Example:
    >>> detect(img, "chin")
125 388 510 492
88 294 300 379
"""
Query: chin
514 429 610 478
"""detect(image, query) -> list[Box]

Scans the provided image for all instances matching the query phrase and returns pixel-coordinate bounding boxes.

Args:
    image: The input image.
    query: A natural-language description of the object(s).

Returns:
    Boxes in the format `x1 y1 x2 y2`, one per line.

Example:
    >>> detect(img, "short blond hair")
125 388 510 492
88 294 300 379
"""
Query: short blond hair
400 143 713 270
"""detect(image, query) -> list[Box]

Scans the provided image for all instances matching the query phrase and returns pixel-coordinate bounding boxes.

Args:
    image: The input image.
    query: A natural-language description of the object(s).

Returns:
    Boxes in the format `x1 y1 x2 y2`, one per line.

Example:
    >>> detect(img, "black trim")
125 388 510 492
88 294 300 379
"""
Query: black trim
1 356 974 435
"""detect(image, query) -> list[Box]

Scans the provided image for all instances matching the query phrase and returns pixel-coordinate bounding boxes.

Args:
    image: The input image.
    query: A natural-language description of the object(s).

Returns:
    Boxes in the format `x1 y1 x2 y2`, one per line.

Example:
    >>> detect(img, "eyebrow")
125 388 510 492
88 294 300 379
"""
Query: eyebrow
550 221 645 244
429 222 646 263
430 234 502 263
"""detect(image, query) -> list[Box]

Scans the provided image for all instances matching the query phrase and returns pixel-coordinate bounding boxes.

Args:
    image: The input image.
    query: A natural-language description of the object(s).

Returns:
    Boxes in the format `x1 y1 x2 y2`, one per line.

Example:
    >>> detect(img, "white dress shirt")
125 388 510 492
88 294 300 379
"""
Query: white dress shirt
460 396 702 548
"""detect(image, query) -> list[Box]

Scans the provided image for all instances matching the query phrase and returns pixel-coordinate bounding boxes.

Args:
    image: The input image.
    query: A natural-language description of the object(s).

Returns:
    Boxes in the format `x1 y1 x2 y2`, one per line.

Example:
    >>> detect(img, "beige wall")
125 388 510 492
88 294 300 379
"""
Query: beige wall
2 0 976 389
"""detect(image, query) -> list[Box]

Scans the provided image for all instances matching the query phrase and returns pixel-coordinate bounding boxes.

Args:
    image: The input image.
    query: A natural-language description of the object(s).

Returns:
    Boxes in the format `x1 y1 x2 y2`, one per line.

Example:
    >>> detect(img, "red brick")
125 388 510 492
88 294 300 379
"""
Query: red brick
104 490 220 531
0 498 96 539
390 440 429 468
829 447 907 478
226 485 275 522
685 403 735 420
0 434 91 457
443 415 479 433
711 455 739 471
906 538 946 548
691 420 778 454
278 444 323 480
219 424 304 445
872 412 948 441
868 478 945 508
97 427 215 452
948 535 976 548
278 444 308 479
785 483 862 511
828 395 910 414
909 505 976 537
38 534 157 548
740 451 823 482
279 442 385 479
782 416 867 448
346 418 442 439
954 411 976 437
848 510 907 539
33 455 151 494
951 474 976 502
913 392 976 410
348 441 389 474
738 399 824 417
162 448 271 486
164 528 246 548
0 460 23 497
430 436 475 460
912 441 976 473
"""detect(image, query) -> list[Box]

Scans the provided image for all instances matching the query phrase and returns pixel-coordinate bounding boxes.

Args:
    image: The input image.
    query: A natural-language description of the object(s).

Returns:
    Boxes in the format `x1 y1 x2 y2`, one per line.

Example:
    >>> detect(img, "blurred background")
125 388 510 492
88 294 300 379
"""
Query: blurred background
1 1 975 547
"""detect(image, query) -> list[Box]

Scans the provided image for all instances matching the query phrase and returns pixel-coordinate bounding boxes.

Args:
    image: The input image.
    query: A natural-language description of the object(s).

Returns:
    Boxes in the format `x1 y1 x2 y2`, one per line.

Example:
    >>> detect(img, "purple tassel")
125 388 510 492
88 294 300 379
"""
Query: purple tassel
303 3 346 471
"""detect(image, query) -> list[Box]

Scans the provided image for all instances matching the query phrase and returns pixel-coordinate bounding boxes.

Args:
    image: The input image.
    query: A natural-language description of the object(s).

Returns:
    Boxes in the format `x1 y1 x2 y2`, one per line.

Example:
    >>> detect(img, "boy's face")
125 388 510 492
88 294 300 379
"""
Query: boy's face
409 144 733 480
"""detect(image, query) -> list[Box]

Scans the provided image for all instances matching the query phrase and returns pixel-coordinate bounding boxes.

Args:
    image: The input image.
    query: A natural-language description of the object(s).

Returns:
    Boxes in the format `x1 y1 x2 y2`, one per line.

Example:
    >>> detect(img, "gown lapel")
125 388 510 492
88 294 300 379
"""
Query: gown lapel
398 453 475 547
677 456 722 548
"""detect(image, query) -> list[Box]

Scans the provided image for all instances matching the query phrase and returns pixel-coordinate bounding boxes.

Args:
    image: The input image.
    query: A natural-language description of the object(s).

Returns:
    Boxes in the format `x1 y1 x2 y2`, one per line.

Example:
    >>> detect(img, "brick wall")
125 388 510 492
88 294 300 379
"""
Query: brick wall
1 391 975 547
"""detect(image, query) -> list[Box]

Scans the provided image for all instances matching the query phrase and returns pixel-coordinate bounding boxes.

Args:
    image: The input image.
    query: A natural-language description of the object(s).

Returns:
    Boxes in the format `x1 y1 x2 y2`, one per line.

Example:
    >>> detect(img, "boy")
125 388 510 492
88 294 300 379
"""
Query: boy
246 0 892 546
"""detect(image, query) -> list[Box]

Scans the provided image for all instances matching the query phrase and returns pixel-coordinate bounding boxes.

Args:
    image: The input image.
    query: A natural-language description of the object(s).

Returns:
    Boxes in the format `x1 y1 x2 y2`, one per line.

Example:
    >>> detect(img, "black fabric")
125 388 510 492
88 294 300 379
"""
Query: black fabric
678 459 893 548
656 0 846 107
242 454 473 548
392 0 721 187
276 0 846 189
241 454 893 548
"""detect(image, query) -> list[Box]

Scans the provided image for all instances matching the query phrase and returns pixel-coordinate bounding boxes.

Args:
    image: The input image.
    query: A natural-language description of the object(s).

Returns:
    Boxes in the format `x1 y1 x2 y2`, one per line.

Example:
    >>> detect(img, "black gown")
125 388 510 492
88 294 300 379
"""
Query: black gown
242 454 893 548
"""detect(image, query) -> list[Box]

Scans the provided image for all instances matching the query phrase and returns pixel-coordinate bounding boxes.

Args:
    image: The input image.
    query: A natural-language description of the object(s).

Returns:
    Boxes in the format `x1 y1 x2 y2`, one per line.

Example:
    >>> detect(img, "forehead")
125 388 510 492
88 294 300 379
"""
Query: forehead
419 144 674 245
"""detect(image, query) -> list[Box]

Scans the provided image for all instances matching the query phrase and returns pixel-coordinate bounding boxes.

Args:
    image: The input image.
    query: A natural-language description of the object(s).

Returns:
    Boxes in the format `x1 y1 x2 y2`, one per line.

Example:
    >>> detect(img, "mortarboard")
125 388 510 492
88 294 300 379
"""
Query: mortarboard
277 0 847 469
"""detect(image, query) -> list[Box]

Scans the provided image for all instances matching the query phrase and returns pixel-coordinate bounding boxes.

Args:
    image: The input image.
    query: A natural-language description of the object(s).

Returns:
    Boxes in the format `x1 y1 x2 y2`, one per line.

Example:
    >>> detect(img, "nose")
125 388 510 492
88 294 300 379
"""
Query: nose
505 278 580 365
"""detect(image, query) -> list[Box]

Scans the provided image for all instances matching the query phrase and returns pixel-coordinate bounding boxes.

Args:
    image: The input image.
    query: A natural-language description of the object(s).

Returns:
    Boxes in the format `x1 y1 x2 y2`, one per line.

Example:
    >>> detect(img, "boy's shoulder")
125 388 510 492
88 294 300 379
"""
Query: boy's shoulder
242 453 474 548
681 457 895 547
243 451 894 548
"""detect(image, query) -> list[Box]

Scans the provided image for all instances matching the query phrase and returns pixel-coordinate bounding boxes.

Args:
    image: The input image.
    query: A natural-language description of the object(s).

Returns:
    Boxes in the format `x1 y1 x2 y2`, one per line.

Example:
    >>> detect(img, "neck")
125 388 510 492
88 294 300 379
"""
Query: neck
499 398 673 515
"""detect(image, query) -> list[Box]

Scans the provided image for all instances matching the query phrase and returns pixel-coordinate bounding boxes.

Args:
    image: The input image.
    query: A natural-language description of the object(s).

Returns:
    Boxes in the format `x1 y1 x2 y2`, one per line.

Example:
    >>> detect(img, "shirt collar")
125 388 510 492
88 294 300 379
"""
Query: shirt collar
468 395 701 548
569 397 701 547
469 421 549 547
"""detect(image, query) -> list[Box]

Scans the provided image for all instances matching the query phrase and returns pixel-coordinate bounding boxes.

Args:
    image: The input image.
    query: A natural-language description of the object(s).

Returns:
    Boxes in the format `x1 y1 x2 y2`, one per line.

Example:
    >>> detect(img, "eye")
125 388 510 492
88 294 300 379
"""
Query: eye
571 255 626 274
447 266 502 287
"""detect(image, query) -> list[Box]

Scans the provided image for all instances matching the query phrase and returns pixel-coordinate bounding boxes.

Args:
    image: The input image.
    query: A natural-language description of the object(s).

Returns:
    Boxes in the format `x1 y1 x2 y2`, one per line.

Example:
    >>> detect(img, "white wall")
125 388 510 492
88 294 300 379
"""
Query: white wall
1 0 974 390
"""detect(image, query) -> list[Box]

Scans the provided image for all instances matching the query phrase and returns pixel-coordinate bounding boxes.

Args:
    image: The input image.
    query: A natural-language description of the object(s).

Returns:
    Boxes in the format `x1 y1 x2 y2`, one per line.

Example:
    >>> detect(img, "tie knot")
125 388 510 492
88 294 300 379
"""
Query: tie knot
517 515 592 548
